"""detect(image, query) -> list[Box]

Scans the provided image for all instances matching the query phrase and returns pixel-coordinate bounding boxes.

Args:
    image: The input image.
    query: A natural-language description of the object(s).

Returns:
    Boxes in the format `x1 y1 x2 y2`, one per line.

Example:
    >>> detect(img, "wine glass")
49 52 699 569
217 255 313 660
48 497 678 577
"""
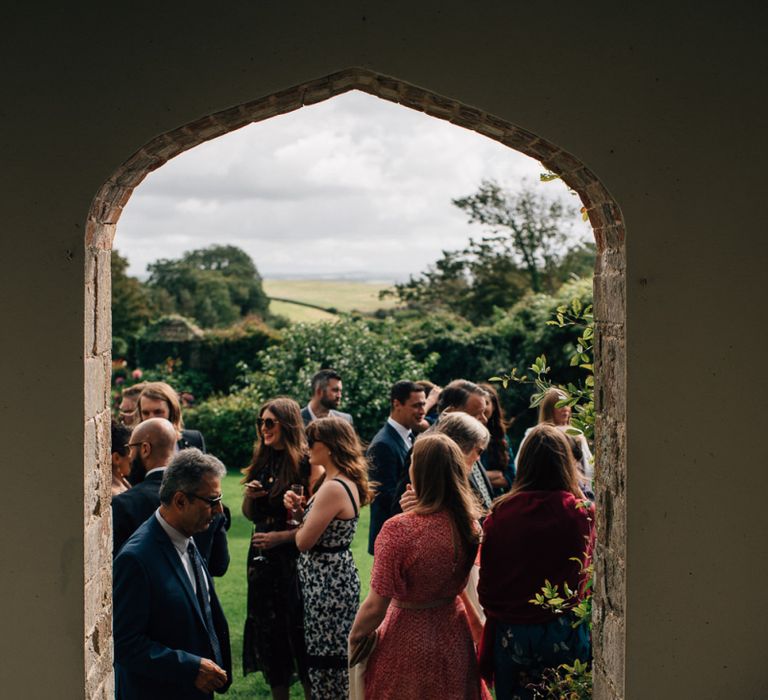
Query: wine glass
286 484 305 527
251 525 268 563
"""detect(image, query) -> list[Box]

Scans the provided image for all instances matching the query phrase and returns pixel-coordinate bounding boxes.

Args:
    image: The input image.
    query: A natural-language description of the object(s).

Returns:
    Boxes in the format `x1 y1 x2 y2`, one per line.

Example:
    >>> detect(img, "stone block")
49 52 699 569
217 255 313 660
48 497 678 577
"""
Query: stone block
595 334 626 422
95 250 112 355
452 105 483 128
593 665 622 700
595 611 625 695
84 251 97 356
526 138 560 159
84 356 108 420
424 94 458 120
84 516 105 585
594 272 626 328
84 558 105 631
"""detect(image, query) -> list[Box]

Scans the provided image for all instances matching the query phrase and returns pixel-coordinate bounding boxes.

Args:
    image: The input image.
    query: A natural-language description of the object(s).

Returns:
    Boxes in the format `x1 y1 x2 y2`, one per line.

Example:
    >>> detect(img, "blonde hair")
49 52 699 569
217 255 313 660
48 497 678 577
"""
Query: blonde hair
410 433 481 563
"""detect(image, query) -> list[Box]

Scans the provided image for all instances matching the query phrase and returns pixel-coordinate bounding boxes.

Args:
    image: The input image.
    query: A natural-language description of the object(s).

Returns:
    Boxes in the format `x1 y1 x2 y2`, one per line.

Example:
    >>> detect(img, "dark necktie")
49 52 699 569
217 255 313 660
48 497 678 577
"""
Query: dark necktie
407 431 414 445
187 541 223 667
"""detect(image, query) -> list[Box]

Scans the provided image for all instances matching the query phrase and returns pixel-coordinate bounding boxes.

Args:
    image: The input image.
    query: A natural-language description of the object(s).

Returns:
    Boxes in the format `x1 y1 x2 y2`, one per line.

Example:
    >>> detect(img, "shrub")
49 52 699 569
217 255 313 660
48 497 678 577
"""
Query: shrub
184 386 263 472
238 316 438 441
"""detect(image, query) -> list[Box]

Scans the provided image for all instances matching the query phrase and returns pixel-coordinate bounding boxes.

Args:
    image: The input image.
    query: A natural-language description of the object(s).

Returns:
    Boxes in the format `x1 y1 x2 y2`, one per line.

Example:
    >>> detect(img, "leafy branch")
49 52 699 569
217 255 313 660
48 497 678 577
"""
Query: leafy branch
490 296 595 440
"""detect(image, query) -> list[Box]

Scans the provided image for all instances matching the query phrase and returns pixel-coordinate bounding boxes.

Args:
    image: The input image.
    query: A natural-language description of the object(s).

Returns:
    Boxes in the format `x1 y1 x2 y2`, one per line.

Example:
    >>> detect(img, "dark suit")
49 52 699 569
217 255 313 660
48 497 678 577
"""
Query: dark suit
300 405 354 427
178 429 206 452
113 515 232 700
112 471 230 575
367 421 411 555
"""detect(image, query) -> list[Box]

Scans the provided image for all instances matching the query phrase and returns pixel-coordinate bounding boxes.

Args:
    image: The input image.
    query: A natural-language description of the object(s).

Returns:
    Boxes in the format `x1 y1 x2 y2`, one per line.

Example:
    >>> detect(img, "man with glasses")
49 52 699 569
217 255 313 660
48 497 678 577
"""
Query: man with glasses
112 420 230 575
113 449 232 700
112 418 178 556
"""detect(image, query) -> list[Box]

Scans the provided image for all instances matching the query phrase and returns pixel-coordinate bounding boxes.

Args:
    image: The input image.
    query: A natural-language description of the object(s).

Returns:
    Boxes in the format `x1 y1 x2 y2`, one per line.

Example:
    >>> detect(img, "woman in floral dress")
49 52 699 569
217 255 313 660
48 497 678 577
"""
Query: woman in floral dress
285 416 372 699
349 432 490 700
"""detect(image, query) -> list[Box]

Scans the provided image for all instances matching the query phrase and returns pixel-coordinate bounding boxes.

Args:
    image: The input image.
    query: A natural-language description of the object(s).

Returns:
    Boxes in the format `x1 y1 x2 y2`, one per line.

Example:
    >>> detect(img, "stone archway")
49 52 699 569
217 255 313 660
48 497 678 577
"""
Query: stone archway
84 67 626 699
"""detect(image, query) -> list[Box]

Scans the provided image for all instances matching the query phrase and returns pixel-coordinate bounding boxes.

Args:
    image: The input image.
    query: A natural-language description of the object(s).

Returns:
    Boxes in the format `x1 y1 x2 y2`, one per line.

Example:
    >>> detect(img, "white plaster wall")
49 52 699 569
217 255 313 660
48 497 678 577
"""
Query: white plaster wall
1 3 766 698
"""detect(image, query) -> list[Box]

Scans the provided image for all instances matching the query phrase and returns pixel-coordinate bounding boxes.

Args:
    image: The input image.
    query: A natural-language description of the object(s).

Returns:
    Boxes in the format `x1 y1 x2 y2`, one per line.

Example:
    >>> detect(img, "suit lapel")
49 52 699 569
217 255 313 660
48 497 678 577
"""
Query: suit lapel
150 517 209 631
384 422 409 458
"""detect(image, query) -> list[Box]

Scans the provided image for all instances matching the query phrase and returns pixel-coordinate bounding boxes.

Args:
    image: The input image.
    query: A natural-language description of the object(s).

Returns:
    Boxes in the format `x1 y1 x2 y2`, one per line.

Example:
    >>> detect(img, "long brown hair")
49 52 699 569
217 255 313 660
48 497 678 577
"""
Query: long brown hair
479 382 511 470
138 381 184 431
410 433 481 564
306 417 373 505
494 424 583 511
538 387 569 425
241 397 307 494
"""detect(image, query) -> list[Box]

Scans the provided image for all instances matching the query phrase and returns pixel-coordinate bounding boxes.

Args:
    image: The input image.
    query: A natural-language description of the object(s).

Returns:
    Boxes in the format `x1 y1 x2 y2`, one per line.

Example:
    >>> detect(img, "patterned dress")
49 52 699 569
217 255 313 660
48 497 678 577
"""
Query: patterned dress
364 510 490 700
298 478 360 699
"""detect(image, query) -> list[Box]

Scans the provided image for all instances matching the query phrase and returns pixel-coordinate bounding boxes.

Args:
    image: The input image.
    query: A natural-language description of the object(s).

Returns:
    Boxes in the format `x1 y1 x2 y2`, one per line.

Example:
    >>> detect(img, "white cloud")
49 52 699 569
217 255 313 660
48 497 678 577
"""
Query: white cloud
116 90 587 281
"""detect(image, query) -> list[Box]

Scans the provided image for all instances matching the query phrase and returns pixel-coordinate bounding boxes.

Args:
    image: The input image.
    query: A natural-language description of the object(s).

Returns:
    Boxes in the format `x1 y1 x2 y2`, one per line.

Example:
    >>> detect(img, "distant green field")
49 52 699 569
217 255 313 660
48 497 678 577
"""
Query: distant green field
263 279 398 323
217 471 373 699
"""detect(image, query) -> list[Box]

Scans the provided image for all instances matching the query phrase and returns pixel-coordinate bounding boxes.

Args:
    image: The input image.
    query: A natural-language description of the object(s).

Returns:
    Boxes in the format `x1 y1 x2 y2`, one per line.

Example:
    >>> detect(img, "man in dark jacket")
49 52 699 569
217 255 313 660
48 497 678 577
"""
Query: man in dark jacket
113 449 231 700
366 380 426 554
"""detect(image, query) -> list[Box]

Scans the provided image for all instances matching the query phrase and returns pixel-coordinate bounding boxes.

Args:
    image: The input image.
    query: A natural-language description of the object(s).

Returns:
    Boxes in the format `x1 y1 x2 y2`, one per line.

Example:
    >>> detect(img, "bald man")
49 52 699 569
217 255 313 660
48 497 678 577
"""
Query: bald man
112 418 178 556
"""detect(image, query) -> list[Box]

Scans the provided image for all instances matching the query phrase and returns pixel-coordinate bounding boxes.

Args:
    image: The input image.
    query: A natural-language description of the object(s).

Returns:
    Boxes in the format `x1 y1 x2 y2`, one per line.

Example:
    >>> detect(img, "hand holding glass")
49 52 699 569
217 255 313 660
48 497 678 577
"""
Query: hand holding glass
286 484 305 527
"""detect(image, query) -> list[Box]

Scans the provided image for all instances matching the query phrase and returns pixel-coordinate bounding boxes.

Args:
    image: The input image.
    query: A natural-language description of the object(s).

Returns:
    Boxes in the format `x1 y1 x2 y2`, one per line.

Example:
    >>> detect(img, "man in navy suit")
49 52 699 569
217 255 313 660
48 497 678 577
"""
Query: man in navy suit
113 448 232 700
366 380 426 554
300 368 354 426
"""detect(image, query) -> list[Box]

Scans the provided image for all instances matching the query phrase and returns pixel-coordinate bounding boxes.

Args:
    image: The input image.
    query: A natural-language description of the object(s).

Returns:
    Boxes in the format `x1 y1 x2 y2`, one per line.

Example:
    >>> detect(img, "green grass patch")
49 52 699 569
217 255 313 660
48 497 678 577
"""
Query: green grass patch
217 471 373 699
263 279 397 324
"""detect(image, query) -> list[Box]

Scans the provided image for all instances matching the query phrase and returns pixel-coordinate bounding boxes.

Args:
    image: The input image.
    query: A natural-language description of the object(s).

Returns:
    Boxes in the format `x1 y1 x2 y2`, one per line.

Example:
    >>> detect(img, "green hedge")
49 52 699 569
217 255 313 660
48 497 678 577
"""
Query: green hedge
185 387 263 472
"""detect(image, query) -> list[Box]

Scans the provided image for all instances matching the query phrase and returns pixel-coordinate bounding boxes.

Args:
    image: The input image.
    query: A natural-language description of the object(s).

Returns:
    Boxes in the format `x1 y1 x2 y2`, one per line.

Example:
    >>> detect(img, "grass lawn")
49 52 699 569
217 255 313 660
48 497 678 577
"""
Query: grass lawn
216 471 373 699
263 279 398 324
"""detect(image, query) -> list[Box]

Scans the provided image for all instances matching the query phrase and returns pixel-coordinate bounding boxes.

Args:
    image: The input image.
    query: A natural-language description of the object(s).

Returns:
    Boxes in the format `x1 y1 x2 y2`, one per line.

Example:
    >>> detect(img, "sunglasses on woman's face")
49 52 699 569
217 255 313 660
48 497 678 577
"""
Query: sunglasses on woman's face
257 417 279 431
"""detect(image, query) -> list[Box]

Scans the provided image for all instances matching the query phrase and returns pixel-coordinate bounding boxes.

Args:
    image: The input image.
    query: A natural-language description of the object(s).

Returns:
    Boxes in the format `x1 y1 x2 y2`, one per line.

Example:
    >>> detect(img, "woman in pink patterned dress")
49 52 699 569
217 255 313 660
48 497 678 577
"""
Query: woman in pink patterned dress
349 433 490 700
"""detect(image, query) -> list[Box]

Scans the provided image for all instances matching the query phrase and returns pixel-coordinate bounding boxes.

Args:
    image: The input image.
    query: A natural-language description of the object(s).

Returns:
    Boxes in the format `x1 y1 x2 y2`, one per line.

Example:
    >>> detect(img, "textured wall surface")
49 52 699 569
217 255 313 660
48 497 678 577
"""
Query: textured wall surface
2 3 766 698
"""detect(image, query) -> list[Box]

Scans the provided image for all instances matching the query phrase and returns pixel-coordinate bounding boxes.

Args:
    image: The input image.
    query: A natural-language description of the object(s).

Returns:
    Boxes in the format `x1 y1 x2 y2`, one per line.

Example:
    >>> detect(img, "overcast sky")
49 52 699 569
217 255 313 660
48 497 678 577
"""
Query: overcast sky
116 90 589 282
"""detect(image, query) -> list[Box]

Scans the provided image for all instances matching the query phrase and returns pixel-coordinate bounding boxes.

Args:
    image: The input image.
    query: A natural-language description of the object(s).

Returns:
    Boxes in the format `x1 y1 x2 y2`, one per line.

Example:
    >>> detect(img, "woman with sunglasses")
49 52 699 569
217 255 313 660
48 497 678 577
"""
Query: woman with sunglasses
241 397 320 700
283 416 372 699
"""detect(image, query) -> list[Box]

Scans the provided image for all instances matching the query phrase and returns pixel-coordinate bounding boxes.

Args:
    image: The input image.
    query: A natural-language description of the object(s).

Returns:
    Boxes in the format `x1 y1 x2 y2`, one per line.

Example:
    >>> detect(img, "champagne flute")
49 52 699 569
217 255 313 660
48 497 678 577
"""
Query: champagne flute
286 484 305 527
251 525 268 563
245 479 268 563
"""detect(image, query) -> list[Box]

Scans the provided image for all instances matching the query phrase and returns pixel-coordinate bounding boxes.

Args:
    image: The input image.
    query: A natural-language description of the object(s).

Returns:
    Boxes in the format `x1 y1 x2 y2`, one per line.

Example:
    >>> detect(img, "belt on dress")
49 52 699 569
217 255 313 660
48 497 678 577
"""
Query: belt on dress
392 596 455 610
311 543 350 553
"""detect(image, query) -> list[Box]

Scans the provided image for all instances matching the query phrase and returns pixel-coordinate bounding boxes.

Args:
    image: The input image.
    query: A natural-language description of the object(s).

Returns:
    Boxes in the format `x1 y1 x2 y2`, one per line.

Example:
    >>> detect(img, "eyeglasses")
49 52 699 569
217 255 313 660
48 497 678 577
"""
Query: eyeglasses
125 441 147 450
185 493 223 509
257 417 279 431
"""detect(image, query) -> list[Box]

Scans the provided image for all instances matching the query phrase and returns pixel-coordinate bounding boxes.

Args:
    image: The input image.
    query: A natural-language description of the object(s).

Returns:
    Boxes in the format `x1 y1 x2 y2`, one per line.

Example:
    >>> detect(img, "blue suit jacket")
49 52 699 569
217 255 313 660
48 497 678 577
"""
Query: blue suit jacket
113 515 232 700
367 421 410 555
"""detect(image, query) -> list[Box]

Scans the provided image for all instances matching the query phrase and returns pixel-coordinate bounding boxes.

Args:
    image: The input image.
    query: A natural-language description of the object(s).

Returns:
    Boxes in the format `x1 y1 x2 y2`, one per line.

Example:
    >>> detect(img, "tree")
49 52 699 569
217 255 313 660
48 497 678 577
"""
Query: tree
146 244 270 328
385 182 593 323
111 249 154 352
452 180 583 294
